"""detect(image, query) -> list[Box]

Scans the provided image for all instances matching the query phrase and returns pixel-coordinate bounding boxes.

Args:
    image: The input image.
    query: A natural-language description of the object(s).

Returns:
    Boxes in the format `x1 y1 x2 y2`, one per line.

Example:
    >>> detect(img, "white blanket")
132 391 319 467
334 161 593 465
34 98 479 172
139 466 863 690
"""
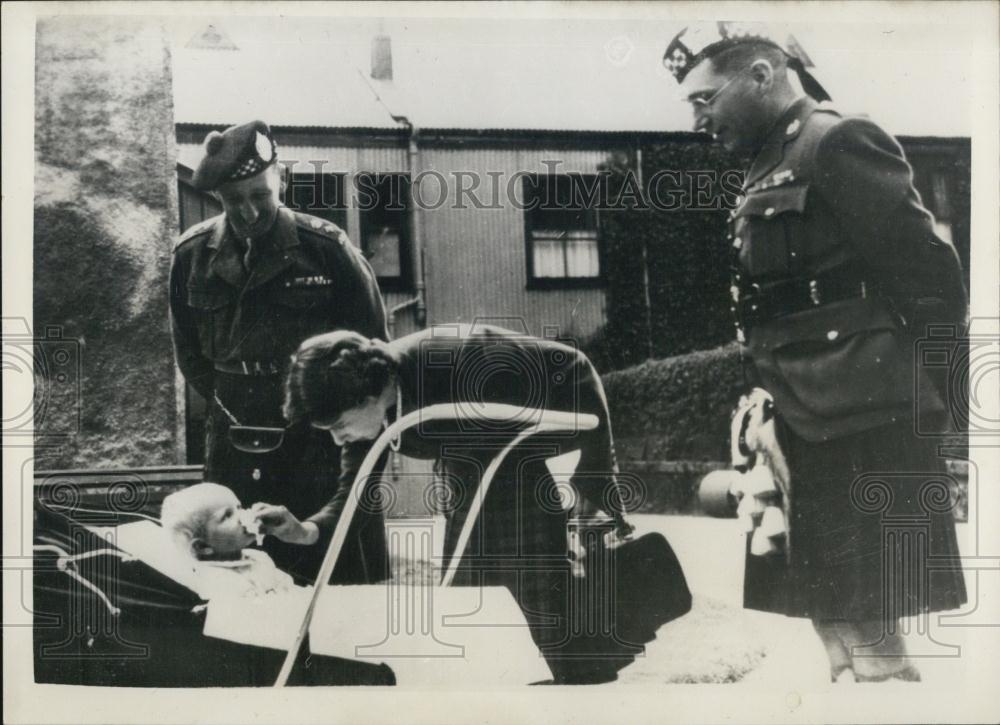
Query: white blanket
88 521 552 686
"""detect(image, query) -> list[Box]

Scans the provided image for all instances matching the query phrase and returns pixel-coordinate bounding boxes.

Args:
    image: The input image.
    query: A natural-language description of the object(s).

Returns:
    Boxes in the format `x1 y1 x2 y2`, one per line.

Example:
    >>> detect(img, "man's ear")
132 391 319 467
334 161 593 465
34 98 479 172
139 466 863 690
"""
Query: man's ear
190 538 214 559
749 59 774 91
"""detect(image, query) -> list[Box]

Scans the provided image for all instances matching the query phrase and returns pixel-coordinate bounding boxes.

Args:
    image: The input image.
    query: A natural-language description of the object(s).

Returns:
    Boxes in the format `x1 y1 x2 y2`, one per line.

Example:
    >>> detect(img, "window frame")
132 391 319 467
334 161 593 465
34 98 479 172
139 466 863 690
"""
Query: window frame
286 169 350 232
355 171 414 293
522 173 606 290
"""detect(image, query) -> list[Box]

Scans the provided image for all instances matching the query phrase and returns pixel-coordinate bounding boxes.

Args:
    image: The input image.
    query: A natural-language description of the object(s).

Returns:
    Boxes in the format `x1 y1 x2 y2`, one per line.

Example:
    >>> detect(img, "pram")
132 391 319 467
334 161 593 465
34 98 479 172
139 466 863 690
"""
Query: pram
34 404 690 687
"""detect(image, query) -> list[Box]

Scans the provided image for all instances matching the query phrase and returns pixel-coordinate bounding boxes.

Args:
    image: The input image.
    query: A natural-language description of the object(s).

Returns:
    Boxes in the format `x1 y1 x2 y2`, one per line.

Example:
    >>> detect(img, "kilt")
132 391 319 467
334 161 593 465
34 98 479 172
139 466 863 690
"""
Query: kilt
438 446 617 683
744 416 967 620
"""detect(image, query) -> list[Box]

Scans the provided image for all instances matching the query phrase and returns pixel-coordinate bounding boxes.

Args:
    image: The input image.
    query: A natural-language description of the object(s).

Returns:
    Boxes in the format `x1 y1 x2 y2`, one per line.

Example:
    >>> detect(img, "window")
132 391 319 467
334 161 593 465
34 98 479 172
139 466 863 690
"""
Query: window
908 153 958 246
177 165 222 234
928 171 954 244
356 173 412 290
286 171 348 230
523 174 603 288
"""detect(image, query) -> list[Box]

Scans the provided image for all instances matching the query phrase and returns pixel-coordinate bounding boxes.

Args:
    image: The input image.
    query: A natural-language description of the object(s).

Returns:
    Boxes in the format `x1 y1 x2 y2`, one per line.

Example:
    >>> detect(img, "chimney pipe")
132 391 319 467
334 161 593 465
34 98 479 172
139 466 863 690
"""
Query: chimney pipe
371 35 393 81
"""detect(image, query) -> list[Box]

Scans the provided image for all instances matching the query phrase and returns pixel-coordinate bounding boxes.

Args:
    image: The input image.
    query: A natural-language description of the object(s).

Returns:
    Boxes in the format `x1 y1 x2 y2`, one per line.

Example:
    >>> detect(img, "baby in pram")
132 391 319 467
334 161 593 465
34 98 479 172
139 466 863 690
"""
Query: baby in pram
160 482 294 598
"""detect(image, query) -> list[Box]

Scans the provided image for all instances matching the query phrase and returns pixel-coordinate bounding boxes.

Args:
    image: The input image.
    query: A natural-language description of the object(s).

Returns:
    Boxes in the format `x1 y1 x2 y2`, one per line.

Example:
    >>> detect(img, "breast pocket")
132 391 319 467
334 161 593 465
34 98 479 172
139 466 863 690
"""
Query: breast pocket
733 184 808 278
269 287 337 344
187 287 232 357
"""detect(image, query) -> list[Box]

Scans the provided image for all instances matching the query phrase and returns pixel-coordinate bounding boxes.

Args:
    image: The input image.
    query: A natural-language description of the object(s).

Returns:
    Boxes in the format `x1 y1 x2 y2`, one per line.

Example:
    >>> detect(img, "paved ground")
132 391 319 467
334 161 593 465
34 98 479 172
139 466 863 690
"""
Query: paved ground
612 514 976 686
391 513 978 686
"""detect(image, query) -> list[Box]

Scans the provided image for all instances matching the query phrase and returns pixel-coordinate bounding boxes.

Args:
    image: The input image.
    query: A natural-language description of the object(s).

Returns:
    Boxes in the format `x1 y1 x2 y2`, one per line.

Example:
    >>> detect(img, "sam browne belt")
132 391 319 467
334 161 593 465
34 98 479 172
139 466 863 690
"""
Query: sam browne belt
736 268 872 327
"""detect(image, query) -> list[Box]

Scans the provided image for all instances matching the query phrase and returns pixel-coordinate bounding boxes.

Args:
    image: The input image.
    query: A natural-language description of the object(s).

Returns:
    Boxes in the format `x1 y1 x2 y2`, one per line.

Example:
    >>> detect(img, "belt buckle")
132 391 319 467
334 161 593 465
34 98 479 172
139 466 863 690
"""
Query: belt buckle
809 279 822 306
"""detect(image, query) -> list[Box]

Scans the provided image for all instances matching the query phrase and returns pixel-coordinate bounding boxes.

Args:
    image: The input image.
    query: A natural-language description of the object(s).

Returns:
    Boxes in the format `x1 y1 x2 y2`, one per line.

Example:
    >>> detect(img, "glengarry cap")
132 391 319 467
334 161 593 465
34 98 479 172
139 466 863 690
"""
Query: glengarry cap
664 21 830 102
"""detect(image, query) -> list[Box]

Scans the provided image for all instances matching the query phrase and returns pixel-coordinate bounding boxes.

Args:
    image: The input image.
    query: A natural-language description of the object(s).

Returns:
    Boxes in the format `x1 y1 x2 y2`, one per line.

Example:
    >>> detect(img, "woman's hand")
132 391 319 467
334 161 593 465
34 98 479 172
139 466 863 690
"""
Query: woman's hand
250 502 320 546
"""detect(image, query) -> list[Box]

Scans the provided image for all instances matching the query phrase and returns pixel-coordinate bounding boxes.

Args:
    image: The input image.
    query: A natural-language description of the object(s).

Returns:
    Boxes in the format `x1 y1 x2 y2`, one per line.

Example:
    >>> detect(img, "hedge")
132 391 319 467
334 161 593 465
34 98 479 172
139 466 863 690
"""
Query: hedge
603 342 744 464
593 138 748 372
600 343 969 518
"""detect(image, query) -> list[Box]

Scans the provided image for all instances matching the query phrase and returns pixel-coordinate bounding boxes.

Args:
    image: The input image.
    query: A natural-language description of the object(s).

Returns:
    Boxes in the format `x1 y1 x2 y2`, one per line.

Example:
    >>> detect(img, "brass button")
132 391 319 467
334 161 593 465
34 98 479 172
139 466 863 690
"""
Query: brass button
764 207 775 217
826 330 839 341
252 468 262 481
732 236 743 249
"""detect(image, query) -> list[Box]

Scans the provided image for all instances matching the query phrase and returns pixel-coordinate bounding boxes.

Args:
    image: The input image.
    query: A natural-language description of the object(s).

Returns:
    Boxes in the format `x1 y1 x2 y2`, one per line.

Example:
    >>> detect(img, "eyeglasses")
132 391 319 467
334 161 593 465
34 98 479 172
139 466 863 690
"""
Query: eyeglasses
688 69 749 110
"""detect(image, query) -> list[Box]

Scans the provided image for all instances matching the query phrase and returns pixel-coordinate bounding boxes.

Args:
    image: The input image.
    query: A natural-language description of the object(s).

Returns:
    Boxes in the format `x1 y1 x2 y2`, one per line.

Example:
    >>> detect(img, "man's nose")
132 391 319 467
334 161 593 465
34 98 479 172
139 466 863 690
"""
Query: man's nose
237 201 258 223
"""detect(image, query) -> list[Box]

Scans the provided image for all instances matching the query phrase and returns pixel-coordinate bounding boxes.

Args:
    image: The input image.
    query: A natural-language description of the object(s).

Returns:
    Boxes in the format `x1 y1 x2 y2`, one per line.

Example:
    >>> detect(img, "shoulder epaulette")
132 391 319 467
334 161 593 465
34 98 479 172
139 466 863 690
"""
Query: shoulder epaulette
174 215 220 250
293 211 348 245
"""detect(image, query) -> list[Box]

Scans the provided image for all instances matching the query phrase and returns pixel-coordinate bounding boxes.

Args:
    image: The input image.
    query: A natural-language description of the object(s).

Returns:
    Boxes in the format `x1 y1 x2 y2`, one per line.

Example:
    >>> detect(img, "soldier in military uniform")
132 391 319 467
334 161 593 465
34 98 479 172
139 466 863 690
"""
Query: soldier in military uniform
665 23 968 681
169 120 390 584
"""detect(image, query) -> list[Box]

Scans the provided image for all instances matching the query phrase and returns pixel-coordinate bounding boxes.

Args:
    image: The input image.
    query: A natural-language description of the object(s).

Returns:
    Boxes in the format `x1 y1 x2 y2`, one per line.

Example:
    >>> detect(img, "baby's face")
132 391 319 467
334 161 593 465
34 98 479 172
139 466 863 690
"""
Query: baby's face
199 492 257 556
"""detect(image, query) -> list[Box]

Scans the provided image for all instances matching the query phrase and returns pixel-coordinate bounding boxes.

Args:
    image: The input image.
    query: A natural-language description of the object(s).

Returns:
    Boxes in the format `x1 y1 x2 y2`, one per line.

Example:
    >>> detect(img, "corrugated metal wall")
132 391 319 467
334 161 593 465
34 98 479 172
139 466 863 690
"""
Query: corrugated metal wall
177 140 614 514
178 141 611 342
417 147 609 342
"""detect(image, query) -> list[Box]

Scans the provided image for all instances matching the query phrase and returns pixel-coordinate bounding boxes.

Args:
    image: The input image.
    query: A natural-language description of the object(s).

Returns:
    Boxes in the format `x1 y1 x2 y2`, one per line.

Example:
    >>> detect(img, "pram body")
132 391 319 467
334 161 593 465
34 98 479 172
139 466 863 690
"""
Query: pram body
33 506 394 687
33 403 690 687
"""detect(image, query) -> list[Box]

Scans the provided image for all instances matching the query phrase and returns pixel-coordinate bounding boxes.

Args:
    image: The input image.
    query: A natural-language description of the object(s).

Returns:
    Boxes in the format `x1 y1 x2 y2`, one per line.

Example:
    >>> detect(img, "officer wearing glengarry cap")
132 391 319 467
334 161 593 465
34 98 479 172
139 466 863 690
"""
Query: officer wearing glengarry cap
169 120 390 584
665 22 967 682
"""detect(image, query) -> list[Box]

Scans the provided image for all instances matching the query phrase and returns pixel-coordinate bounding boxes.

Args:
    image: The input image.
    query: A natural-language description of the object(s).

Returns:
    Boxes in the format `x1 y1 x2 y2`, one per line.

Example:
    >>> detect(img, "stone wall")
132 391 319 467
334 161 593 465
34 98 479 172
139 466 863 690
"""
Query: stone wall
34 17 181 469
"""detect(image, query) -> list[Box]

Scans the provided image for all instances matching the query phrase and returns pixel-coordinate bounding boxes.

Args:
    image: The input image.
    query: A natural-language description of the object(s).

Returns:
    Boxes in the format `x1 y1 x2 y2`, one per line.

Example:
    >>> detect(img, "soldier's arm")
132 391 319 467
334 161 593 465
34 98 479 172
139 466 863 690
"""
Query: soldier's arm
168 250 214 400
813 117 968 331
338 231 390 342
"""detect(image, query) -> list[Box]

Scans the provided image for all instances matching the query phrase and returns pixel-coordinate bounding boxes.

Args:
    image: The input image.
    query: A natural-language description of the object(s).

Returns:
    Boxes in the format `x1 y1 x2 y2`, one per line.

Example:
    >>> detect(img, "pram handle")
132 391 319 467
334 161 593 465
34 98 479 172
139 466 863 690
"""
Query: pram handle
274 403 598 687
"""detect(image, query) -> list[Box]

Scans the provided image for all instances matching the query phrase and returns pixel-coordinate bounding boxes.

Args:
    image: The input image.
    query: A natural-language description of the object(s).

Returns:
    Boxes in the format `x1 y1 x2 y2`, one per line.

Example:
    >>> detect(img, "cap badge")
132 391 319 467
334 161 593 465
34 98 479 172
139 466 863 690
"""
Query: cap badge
255 131 272 162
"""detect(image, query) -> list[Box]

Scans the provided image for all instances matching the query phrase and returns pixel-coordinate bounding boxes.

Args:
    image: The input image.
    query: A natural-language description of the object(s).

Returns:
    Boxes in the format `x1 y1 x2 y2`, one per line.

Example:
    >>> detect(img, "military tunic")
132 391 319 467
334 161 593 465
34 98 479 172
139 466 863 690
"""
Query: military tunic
170 206 390 584
730 97 967 619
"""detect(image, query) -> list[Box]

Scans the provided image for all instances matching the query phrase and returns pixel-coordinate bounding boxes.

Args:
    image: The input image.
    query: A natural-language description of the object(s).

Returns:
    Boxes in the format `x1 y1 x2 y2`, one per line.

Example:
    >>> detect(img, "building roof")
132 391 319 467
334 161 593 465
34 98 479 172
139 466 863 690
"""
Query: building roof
171 17 973 138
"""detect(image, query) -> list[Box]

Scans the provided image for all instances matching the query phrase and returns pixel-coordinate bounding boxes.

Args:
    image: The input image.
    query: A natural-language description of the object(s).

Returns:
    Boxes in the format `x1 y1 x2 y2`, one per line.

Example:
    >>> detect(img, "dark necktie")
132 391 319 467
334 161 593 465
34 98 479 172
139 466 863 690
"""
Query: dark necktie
242 237 254 271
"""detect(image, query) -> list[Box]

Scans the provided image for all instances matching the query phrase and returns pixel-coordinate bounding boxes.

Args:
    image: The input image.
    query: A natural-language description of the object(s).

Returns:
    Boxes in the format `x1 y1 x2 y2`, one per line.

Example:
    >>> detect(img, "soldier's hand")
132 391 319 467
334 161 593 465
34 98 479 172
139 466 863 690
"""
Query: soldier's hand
250 502 320 546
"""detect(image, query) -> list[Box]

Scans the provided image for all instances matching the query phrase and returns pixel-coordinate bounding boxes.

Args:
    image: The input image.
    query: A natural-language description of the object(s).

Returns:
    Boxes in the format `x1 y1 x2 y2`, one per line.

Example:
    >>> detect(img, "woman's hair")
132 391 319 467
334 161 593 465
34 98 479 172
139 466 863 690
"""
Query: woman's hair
283 330 397 426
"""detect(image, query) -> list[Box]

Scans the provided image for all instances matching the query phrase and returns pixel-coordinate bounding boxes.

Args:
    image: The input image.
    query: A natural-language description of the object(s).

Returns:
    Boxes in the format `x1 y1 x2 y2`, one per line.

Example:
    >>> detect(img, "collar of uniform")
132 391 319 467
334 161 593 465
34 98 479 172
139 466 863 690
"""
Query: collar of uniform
207 208 300 288
270 206 302 251
205 207 300 252
206 215 228 251
745 95 817 188
208 219 247 288
244 207 299 290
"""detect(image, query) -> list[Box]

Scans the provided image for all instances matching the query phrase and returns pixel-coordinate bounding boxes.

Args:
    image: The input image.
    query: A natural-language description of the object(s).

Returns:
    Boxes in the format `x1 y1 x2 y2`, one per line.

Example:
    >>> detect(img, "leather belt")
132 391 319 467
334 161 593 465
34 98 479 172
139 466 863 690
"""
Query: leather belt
737 270 871 327
214 360 282 376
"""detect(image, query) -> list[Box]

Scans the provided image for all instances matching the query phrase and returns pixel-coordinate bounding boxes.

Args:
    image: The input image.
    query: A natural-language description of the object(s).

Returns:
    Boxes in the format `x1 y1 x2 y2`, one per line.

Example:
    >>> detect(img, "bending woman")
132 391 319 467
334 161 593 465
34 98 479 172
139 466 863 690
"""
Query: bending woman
259 323 635 683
